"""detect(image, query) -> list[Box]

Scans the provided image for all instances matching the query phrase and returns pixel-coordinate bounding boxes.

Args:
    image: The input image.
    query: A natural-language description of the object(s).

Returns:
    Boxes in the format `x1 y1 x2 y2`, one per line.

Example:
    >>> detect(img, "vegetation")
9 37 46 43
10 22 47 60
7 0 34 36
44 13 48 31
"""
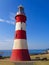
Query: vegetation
0 54 49 65
30 53 49 60
0 56 10 59
0 61 49 65
33 61 49 65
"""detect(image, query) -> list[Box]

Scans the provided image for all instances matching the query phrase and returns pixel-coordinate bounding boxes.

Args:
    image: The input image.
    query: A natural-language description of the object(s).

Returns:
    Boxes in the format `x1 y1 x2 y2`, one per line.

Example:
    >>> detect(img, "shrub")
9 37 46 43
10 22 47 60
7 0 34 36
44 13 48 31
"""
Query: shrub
41 57 47 61
35 57 40 60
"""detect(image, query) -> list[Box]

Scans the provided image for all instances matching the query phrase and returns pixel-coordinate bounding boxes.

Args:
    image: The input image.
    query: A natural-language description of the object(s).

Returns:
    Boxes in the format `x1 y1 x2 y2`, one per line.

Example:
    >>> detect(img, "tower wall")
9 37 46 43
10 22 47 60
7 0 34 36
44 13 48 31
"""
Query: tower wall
10 5 31 61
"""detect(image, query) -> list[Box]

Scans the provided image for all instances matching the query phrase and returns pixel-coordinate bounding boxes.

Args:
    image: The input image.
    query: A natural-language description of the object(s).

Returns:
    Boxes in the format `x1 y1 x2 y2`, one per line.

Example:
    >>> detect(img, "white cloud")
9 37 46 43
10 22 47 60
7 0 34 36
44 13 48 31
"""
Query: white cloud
4 39 14 42
10 21 15 25
0 18 15 25
0 12 16 25
0 18 5 22
6 20 15 25
9 12 16 21
0 39 14 50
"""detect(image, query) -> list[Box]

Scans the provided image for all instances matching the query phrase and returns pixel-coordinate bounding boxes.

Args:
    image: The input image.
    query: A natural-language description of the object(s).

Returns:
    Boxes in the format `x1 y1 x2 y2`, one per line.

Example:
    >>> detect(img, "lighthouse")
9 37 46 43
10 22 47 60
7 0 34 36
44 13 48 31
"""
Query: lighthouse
10 5 31 61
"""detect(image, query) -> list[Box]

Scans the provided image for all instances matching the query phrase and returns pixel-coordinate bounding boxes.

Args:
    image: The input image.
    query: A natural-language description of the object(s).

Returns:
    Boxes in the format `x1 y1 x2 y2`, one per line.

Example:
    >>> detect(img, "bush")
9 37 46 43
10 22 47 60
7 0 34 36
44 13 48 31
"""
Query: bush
41 57 47 61
0 56 2 59
35 57 40 60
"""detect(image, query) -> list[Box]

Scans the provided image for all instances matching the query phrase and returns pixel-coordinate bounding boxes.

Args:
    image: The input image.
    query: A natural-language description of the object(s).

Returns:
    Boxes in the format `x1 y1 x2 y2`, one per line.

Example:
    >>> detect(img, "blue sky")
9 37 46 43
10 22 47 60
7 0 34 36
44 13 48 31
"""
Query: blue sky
0 0 49 50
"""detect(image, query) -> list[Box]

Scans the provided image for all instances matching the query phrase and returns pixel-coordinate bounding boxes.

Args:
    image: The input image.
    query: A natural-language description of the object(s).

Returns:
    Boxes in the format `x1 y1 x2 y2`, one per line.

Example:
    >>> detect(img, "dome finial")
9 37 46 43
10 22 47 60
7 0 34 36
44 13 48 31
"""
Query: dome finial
17 5 25 15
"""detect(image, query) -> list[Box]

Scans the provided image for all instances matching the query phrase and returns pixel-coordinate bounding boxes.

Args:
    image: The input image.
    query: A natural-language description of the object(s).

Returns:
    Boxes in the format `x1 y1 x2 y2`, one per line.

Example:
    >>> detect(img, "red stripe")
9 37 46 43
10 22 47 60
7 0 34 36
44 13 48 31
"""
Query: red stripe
15 15 26 22
15 30 26 39
10 49 31 61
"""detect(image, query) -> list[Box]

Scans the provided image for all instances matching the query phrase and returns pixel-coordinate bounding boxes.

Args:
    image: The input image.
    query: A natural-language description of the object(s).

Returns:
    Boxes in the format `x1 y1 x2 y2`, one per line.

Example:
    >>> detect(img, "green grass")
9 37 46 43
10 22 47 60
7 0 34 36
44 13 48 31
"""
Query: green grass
0 54 49 65
30 54 49 59
0 61 49 65
33 61 49 65
0 61 14 65
0 61 33 65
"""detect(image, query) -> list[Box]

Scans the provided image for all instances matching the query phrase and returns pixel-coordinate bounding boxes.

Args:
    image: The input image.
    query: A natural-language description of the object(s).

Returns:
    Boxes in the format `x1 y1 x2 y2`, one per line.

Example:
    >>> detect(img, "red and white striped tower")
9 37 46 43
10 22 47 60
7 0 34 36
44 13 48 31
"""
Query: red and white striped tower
10 5 31 61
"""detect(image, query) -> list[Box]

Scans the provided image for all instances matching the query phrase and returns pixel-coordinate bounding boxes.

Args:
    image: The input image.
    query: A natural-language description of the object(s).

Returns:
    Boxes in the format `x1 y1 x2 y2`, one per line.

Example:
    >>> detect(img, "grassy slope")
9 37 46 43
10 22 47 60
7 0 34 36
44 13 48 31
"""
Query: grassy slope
33 61 49 65
0 54 49 65
0 61 33 65
0 61 49 65
0 61 14 65
30 54 49 59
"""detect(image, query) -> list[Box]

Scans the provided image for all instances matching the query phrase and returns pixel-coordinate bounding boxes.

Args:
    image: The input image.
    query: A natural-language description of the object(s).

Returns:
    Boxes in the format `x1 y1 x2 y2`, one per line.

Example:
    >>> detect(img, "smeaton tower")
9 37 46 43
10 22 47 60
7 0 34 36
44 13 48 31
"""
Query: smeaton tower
10 5 31 61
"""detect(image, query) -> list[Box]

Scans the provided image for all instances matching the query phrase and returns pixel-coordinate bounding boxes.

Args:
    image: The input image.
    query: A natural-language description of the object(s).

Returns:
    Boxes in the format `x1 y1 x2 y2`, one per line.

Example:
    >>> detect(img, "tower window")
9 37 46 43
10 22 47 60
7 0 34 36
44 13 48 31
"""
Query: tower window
21 27 22 30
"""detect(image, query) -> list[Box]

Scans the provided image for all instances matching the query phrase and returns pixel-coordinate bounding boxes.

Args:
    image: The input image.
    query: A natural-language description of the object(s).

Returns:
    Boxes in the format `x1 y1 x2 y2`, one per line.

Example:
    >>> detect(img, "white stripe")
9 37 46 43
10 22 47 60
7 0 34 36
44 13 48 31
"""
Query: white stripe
15 22 26 31
13 39 28 49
